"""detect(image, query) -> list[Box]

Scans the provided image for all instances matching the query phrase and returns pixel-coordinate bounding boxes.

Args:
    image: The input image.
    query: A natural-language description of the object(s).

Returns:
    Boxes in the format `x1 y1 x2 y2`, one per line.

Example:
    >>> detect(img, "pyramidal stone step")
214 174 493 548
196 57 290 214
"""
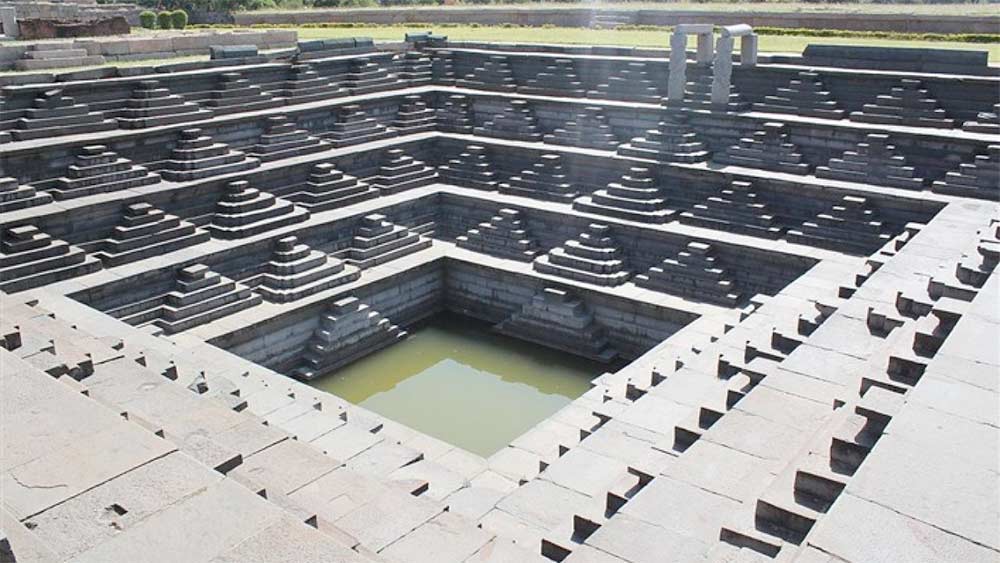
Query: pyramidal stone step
160 129 261 182
344 213 432 269
500 153 579 202
714 122 811 175
281 163 378 212
786 195 892 255
0 225 101 293
753 71 845 120
634 241 743 306
256 236 360 303
618 117 710 163
962 103 999 134
495 287 617 363
323 104 393 148
931 144 1000 200
0 176 52 213
439 144 498 191
398 50 433 85
678 180 783 239
431 49 457 85
48 145 161 201
12 88 116 141
249 115 330 163
473 99 542 142
281 63 348 104
93 202 210 267
533 223 630 287
368 149 439 195
151 264 262 334
208 180 309 239
117 80 213 129
456 208 539 262
203 72 284 116
392 95 437 135
345 57 400 95
667 65 749 111
544 106 619 150
589 62 661 103
458 55 517 91
436 94 473 134
294 296 407 380
850 78 956 129
816 133 924 190
520 58 585 97
573 166 672 223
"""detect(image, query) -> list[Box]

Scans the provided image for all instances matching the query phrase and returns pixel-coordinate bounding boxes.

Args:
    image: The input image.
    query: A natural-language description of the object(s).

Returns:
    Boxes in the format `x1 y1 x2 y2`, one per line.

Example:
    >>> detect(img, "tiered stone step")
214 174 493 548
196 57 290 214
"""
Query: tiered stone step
787 195 892 254
117 80 212 129
0 225 101 293
436 94 474 133
932 144 1000 199
753 71 845 120
714 122 811 175
14 43 105 71
93 202 209 267
520 58 584 97
850 79 956 128
816 133 924 190
368 149 438 195
161 129 261 182
679 180 782 239
430 49 457 84
248 115 329 163
634 241 743 306
456 208 539 262
293 296 407 380
439 144 498 191
398 50 433 85
12 88 116 141
344 57 399 95
670 65 749 110
203 72 283 116
589 62 660 103
573 166 672 223
618 118 710 163
343 214 431 269
495 287 617 362
48 145 160 200
282 163 378 212
324 104 393 148
962 103 999 134
500 153 579 202
543 106 618 150
0 176 52 213
533 223 630 286
281 63 348 104
458 55 517 91
256 236 360 303
151 264 261 334
473 99 542 142
207 180 308 239
392 95 436 134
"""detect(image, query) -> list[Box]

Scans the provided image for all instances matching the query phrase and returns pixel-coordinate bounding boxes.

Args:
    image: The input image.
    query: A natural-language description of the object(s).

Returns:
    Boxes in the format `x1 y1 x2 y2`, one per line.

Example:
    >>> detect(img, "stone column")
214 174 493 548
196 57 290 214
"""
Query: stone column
0 7 17 39
711 35 734 107
696 32 713 65
667 32 688 103
741 34 759 67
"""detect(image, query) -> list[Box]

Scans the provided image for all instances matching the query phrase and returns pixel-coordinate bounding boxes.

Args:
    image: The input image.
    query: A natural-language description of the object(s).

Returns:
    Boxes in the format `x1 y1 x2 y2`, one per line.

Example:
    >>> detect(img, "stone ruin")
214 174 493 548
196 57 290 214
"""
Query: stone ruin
0 27 997 563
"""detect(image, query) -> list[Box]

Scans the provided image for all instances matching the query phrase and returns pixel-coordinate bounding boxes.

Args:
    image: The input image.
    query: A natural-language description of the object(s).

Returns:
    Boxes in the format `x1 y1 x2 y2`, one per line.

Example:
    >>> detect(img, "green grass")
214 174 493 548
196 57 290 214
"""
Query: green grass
296 25 1000 60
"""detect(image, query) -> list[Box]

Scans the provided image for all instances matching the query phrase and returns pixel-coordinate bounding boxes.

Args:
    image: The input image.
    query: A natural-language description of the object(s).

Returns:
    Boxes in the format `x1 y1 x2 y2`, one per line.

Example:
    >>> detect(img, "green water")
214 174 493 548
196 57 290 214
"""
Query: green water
307 313 604 457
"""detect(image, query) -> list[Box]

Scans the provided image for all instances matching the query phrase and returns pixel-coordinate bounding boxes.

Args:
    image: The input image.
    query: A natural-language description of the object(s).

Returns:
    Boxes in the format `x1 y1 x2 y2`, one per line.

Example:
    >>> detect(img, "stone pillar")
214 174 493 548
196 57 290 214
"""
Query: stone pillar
741 34 759 67
667 32 688 103
711 36 734 107
0 7 17 39
696 32 713 65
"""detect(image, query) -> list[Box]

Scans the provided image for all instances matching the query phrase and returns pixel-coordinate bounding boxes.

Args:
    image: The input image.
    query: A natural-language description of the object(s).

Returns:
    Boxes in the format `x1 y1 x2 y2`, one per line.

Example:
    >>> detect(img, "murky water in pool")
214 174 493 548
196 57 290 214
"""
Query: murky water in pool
307 312 607 457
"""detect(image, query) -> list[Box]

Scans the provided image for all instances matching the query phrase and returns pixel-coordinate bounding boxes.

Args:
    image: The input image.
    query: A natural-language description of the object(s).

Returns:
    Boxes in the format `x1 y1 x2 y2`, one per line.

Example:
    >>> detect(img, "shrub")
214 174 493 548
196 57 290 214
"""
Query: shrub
157 11 173 29
171 10 188 29
139 10 156 29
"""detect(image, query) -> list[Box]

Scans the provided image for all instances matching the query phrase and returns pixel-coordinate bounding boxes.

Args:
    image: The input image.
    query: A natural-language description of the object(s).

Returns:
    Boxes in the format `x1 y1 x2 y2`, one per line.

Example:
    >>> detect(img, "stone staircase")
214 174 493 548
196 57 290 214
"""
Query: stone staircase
278 163 378 212
754 71 846 120
15 42 105 71
786 195 892 255
344 56 399 95
0 225 101 293
678 180 783 239
573 166 672 224
439 144 499 191
151 264 262 334
392 95 437 135
543 106 618 150
281 63 348 104
203 71 284 116
11 88 116 141
456 208 540 262
256 236 360 303
458 54 517 92
932 144 1000 199
816 133 924 190
850 78 956 128
0 176 51 214
500 153 579 202
49 144 160 200
589 62 660 103
249 115 330 163
634 241 743 306
520 58 584 97
473 99 542 142
161 129 261 182
436 94 474 133
342 214 432 269
368 149 439 195
117 80 212 129
324 104 393 148
618 117 711 163
714 122 811 175
93 202 209 267
207 180 309 239
533 223 631 287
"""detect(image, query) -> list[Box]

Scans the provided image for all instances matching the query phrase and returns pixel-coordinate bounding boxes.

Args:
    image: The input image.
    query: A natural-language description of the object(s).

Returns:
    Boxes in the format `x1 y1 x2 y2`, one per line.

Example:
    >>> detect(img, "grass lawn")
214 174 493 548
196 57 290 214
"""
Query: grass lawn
297 25 1000 61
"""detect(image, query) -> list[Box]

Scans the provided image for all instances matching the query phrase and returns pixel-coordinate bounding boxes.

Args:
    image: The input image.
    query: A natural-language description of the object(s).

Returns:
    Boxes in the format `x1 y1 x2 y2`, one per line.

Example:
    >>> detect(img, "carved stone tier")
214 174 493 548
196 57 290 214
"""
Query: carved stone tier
850 79 956 128
439 144 498 191
392 95 437 135
203 72 283 116
117 80 212 129
473 99 542 142
667 65 749 111
49 145 160 200
160 129 260 182
93 202 209 267
714 122 811 175
787 195 892 254
398 51 433 85
753 71 845 120
281 163 378 212
0 225 101 293
816 133 924 190
344 57 399 95
634 241 742 306
962 103 999 134
500 153 579 202
249 116 329 163
543 106 618 150
343 214 432 269
436 94 474 134
368 149 438 195
256 236 360 303
458 55 517 91
589 62 660 103
456 208 539 262
430 49 457 84
0 176 52 213
533 223 630 287
207 180 308 239
12 89 116 141
281 63 347 104
618 118 710 163
294 296 407 380
573 166 672 223
324 104 393 148
678 181 782 239
932 144 1000 199
521 58 585 97
152 264 261 334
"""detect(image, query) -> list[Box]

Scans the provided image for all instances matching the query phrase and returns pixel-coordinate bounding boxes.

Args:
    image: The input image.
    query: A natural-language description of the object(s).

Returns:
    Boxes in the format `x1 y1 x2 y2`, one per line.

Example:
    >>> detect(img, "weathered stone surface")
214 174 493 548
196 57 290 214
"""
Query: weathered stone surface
49 144 160 200
534 223 630 287
497 287 617 362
